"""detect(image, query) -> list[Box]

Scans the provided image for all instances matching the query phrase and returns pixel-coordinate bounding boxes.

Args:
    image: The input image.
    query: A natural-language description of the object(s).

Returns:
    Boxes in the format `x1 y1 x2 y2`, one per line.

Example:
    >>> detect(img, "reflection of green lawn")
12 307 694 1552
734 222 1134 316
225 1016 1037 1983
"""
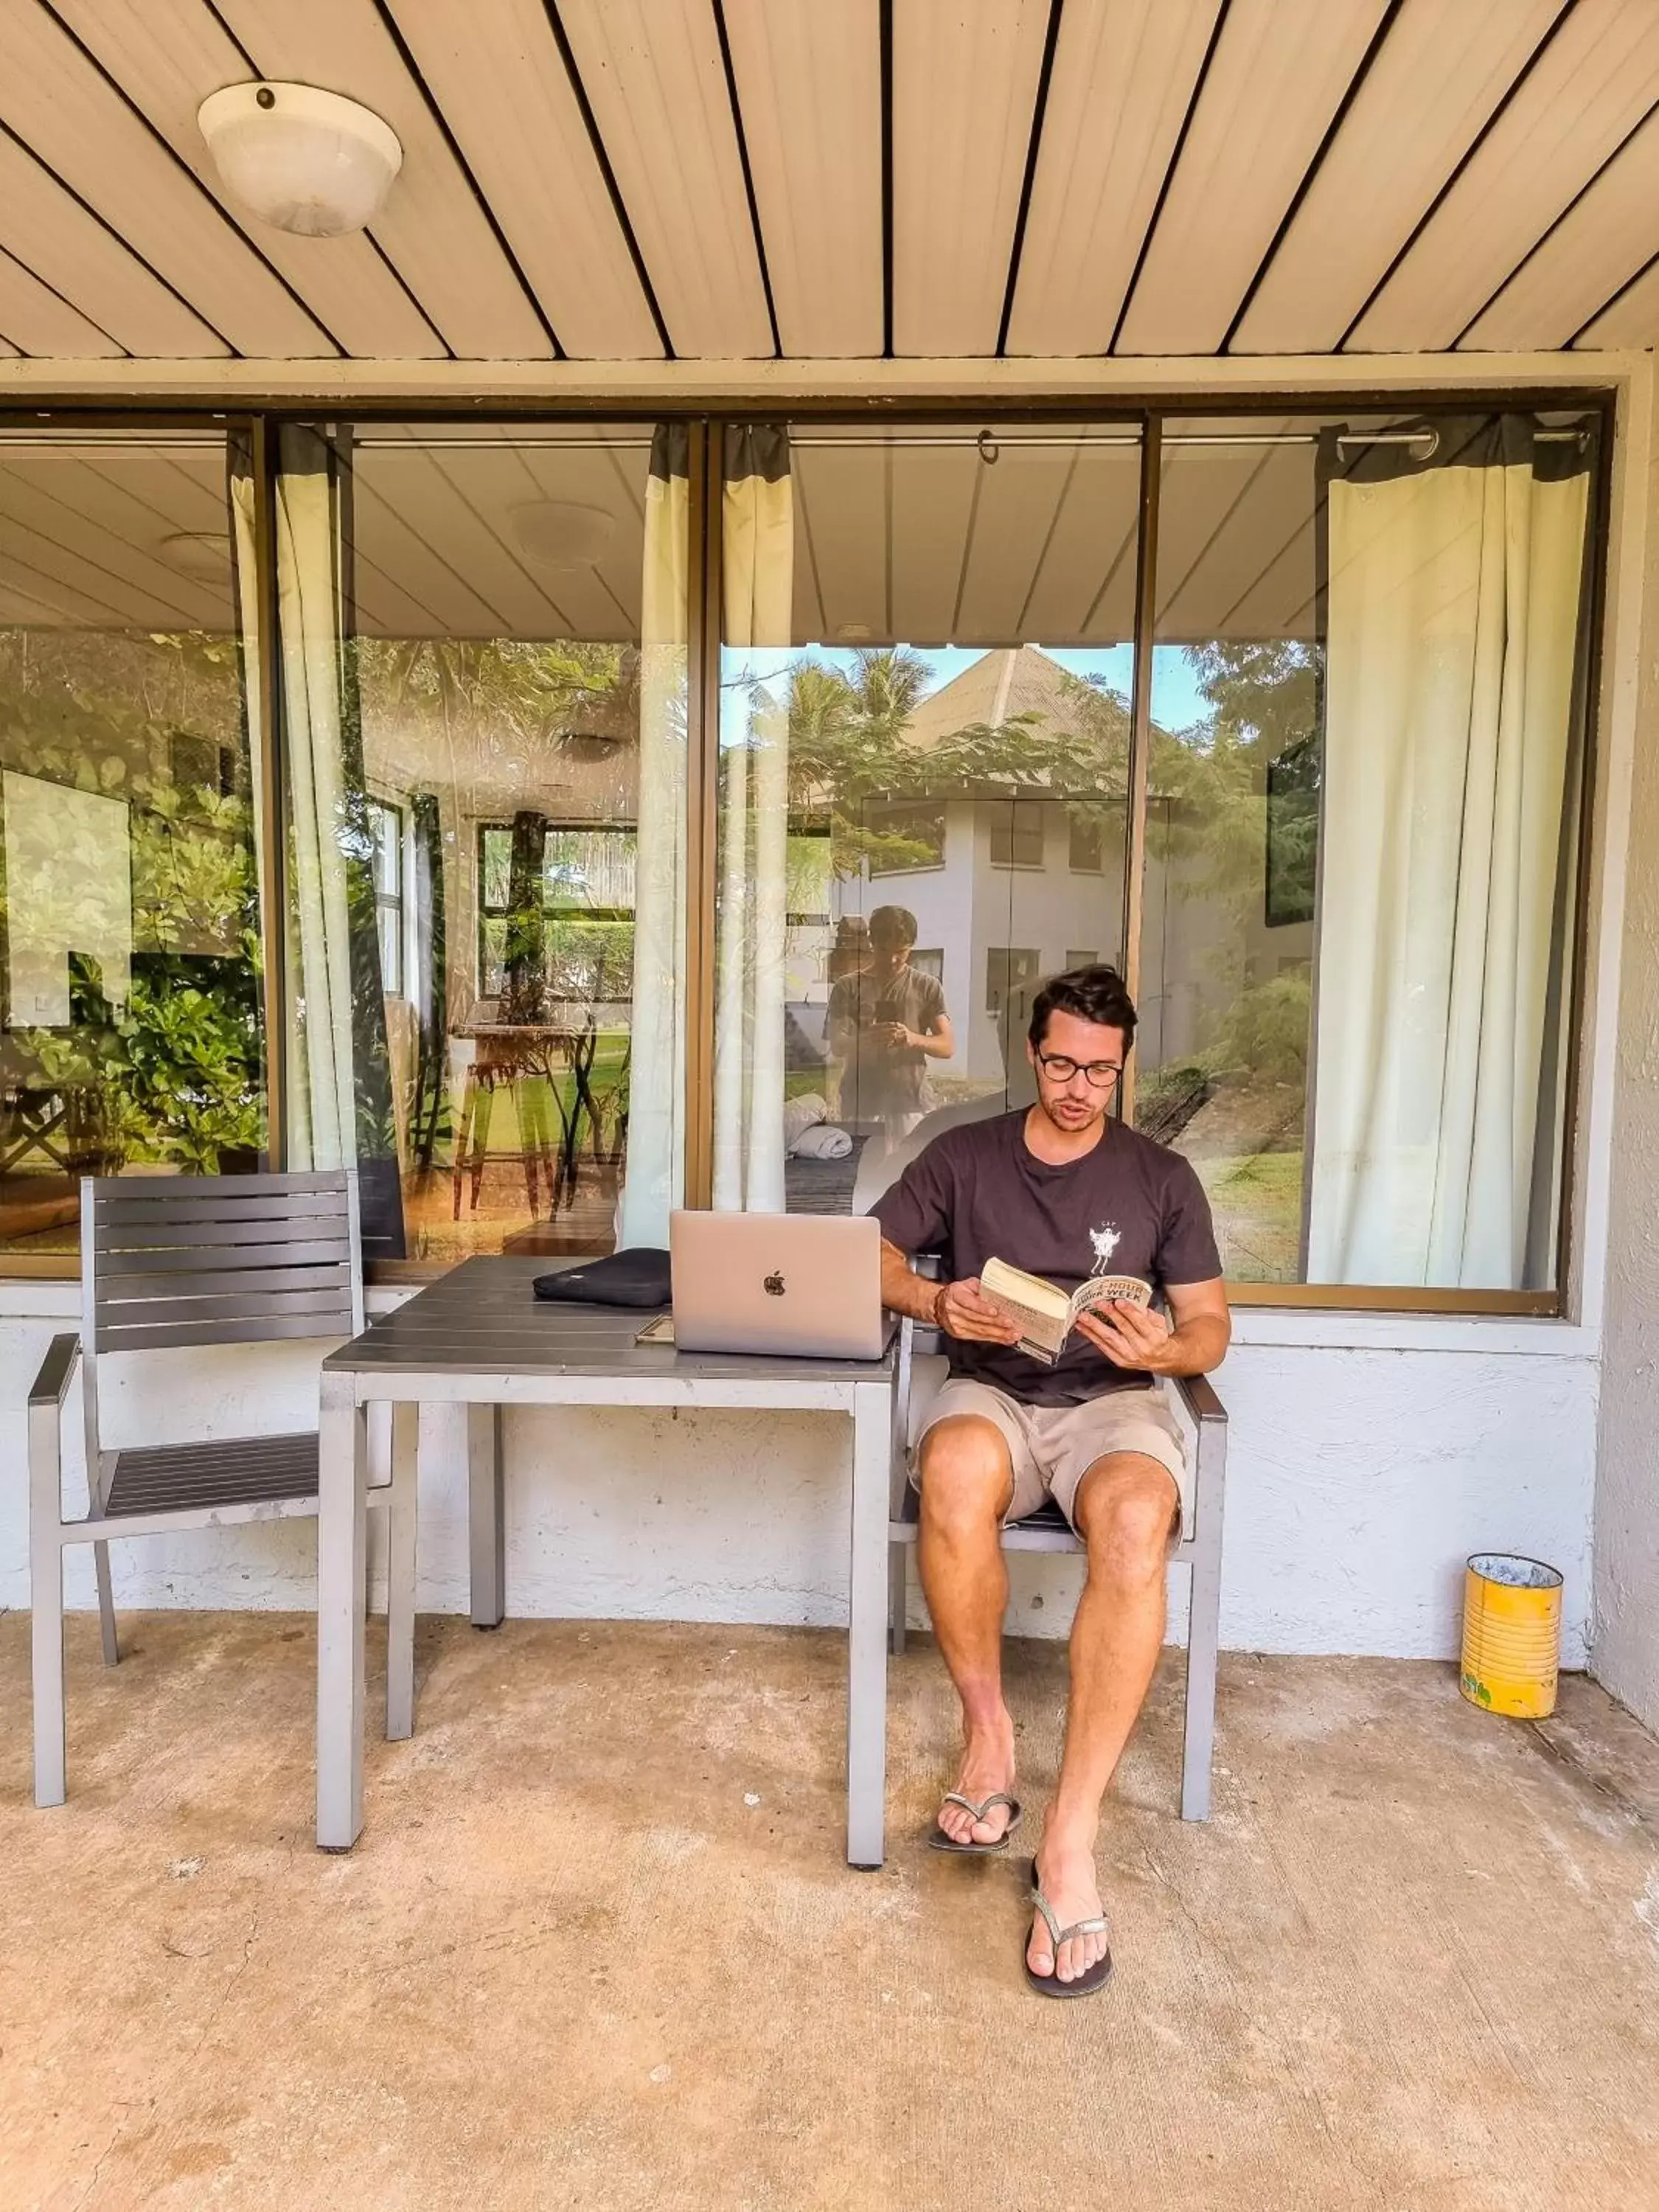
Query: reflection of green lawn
1191 1149 1304 1284
443 1036 630 1164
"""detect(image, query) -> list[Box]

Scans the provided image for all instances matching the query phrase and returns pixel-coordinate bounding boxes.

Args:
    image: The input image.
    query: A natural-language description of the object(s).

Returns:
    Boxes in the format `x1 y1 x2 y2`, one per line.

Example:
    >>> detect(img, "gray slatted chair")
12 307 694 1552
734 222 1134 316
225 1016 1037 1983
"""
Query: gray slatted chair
29 1170 416 1808
887 1265 1228 1820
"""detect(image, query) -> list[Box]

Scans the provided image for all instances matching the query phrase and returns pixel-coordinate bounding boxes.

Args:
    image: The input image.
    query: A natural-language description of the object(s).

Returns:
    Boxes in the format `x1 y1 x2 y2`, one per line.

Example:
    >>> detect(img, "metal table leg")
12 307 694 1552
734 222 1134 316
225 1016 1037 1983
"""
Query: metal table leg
846 1378 891 1869
316 1368 369 1849
468 1401 506 1627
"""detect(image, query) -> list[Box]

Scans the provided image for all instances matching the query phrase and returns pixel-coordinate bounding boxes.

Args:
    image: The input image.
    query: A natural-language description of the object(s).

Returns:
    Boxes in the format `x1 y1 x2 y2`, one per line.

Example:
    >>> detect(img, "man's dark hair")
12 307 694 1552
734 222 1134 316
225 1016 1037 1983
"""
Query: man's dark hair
1028 964 1138 1051
869 904 918 948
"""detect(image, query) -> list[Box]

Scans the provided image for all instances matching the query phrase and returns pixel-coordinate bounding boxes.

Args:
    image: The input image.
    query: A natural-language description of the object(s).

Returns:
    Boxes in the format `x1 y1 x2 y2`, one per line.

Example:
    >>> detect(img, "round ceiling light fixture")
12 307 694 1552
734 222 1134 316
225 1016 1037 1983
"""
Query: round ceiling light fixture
161 531 233 580
510 501 617 571
198 82 403 237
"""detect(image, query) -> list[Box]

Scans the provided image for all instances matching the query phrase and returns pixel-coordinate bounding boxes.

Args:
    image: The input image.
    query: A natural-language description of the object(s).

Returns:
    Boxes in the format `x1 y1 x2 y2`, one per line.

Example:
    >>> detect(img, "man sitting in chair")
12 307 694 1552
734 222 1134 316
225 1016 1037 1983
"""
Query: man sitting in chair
874 964 1229 1999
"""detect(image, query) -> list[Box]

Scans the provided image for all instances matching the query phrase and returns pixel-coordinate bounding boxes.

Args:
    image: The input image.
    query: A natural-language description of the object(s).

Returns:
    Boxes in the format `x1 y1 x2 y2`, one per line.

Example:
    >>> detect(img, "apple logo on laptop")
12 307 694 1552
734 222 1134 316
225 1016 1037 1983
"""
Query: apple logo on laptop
763 1270 786 1296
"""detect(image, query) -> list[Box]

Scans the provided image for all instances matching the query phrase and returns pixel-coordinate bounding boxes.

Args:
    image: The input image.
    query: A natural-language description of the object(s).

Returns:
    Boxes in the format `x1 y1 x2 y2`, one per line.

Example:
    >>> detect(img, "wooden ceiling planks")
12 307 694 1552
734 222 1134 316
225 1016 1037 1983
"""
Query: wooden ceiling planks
1462 106 1659 351
1575 255 1659 350
383 0 663 359
0 459 237 630
885 446 985 648
0 131 227 357
49 0 447 360
0 0 1655 369
0 246 122 358
554 0 774 359
0 3 334 357
720 0 883 358
347 430 648 639
1116 0 1392 357
1014 442 1142 644
210 0 554 358
1232 0 1568 355
891 0 1053 355
1005 0 1222 359
790 442 890 643
1349 0 1659 352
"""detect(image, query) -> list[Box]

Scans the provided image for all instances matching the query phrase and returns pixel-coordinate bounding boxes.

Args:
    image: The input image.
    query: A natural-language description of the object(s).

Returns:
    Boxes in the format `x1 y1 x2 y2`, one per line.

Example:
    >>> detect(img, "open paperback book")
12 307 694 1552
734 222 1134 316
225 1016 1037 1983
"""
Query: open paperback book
978 1256 1153 1365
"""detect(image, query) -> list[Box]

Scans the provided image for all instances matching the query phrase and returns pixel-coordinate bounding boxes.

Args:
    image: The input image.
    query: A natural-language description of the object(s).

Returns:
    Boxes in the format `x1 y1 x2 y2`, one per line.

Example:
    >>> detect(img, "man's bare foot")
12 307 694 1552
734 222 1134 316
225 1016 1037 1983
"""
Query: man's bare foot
936 1711 1018 1846
1028 1824 1108 1985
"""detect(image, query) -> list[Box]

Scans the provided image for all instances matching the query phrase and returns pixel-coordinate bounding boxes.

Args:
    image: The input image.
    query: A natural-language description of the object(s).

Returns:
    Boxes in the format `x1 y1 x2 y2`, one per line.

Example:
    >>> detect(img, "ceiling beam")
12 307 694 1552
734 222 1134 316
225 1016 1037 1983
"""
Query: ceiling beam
0 351 1630 408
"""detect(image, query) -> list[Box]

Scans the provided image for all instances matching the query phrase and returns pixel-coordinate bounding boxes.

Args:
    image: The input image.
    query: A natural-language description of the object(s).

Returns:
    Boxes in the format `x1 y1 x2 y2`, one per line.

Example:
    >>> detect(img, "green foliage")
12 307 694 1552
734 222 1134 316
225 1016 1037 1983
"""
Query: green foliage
1203 971 1312 1089
0 627 265 1172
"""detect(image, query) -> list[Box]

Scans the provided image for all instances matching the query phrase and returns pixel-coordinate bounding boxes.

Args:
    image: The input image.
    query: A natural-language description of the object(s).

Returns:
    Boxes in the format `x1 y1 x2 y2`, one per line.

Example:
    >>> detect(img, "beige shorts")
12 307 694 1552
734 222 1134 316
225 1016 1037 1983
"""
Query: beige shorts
913 1378 1189 1538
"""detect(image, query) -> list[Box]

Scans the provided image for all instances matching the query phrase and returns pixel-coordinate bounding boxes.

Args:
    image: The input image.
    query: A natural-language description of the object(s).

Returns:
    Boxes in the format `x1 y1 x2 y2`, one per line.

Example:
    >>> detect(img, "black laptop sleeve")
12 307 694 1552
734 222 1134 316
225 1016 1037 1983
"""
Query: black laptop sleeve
532 1248 672 1309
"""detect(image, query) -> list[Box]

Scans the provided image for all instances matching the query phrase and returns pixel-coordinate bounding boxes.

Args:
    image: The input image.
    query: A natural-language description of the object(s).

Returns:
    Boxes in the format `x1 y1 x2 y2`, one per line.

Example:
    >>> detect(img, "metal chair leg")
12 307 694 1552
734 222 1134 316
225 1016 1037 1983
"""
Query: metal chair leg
93 1539 119 1666
29 1405 67 1809
888 1542 907 1657
385 1404 418 1741
1180 1427 1226 1822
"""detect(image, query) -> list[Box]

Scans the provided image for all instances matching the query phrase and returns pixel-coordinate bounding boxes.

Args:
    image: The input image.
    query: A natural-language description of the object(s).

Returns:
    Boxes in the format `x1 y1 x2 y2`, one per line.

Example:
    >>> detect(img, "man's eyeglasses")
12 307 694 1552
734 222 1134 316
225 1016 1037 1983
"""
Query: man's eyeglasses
1035 1051 1123 1090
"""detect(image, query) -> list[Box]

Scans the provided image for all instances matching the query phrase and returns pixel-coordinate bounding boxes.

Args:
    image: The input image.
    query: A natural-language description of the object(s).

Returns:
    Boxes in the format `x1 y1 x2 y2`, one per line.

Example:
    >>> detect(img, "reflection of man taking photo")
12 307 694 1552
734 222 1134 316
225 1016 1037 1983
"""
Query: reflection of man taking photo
827 905 953 1141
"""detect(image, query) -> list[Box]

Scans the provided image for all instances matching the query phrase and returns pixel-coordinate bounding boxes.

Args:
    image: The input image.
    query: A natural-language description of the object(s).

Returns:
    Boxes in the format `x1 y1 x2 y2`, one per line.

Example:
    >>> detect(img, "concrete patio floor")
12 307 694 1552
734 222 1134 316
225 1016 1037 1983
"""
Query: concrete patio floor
1 1613 1657 2212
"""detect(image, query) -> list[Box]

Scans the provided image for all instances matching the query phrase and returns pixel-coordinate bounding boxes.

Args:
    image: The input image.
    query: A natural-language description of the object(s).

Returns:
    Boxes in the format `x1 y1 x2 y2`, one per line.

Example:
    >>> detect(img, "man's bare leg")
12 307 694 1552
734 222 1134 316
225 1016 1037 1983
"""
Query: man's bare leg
1029 1452 1179 1986
916 1416 1018 1846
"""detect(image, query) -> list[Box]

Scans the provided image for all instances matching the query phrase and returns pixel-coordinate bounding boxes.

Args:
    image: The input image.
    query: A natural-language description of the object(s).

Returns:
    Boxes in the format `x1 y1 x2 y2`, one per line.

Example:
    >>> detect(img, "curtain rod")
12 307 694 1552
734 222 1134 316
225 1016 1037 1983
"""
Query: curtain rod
347 436 653 451
787 427 1588 452
0 427 1588 457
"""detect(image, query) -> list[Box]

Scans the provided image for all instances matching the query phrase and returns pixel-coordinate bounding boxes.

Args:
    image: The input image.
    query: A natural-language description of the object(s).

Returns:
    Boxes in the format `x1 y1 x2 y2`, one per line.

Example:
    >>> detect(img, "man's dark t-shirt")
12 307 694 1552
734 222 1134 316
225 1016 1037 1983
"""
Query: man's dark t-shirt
872 1110 1222 1406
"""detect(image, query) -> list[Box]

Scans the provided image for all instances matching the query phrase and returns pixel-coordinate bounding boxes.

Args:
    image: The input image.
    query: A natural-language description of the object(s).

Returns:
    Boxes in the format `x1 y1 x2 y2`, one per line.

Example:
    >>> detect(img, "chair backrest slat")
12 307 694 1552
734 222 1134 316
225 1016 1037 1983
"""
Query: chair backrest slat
92 1186 349 1227
97 1234 351 1272
88 1172 361 1357
93 1311 358 1352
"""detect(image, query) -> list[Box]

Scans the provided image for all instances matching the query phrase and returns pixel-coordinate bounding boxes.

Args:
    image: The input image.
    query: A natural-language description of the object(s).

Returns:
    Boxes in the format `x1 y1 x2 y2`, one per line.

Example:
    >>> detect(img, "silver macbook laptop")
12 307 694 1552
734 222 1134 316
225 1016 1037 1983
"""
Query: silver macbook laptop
669 1210 886 1360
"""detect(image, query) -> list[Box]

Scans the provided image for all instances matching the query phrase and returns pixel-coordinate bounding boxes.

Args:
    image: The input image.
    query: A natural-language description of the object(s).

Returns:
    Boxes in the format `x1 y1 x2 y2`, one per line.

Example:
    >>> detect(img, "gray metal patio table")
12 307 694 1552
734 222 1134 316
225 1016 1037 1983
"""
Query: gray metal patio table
316 1255 899 1864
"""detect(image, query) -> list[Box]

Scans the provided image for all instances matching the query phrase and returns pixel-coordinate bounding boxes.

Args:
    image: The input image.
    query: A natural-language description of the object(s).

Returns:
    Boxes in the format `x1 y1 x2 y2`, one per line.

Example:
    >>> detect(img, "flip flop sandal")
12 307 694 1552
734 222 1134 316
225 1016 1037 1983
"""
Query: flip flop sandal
926 1790 1022 1854
1023 1859 1113 1999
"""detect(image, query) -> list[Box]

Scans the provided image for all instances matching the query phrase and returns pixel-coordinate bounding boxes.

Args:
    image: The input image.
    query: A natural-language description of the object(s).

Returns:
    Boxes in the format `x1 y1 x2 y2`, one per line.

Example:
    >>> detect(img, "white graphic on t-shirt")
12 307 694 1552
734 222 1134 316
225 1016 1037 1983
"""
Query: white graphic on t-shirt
1089 1223 1121 1270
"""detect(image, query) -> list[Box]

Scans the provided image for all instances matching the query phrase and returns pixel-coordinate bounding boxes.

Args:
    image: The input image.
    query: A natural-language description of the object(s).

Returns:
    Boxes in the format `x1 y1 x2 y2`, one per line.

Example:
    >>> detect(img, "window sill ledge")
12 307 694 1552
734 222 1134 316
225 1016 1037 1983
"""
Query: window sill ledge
1228 1307 1596 1359
0 1278 1596 1357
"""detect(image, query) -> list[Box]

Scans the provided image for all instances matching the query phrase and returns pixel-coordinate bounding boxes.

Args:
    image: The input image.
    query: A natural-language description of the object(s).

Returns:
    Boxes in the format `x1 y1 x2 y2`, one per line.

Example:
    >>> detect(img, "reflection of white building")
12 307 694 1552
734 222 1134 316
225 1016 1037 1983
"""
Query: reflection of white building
785 646 1312 1100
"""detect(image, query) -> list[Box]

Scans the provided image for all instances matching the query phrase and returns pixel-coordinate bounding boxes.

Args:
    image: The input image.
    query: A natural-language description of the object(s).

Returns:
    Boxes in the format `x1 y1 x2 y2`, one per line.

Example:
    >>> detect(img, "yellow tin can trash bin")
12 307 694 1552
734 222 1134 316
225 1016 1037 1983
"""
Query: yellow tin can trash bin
1460 1554 1564 1719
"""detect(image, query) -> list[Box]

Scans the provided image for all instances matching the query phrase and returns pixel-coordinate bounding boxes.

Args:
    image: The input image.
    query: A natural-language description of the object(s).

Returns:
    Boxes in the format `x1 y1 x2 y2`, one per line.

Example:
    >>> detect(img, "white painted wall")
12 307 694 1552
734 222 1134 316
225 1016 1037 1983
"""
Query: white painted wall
1594 366 1659 1734
0 1285 1599 1666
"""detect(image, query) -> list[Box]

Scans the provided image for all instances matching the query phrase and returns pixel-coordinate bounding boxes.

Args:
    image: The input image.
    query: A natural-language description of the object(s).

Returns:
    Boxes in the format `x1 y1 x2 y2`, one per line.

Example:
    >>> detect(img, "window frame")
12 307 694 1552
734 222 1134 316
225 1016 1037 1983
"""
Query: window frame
0 391 1615 1314
987 805 1048 871
474 818 639 1004
369 796 405 1000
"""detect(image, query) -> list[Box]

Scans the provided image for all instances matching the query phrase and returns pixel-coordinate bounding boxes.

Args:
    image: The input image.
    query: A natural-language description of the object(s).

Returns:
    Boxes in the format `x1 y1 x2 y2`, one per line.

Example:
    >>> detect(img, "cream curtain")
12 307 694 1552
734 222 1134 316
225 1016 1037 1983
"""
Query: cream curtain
618 425 691 1248
1307 419 1591 1289
714 428 793 1214
232 428 401 1253
273 425 361 1173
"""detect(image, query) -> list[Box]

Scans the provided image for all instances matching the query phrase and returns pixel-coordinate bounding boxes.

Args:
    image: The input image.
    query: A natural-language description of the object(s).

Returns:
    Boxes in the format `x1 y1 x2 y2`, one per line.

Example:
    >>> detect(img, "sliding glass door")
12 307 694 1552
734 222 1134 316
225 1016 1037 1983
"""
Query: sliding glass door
708 406 1599 1302
316 421 681 1262
712 420 1144 1226
0 428 267 1260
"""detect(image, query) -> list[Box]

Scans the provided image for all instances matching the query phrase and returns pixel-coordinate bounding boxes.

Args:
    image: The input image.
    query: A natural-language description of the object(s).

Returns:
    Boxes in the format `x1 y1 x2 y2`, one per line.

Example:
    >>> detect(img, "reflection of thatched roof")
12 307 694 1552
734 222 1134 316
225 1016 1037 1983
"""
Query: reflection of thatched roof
892 645 1191 807
898 645 1095 753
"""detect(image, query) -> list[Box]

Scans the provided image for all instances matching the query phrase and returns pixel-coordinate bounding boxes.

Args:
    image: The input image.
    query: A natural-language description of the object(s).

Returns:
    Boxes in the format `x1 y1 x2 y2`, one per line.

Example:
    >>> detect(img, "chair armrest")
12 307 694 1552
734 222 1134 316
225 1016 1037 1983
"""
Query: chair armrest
1169 1368 1227 1425
29 1332 81 1409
